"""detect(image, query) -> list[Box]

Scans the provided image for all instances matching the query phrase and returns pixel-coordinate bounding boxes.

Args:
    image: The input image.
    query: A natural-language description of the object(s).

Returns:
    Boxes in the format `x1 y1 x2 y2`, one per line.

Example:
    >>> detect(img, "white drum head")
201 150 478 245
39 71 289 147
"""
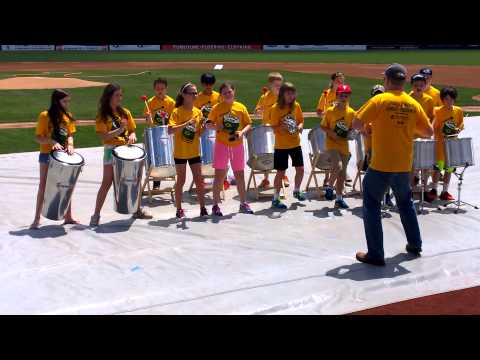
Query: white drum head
113 145 145 160
51 150 84 165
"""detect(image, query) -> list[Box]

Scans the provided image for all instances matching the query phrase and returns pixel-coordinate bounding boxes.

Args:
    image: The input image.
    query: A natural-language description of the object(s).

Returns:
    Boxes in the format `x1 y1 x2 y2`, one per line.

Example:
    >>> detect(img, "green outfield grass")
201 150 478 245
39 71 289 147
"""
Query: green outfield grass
0 50 480 65
1 69 479 123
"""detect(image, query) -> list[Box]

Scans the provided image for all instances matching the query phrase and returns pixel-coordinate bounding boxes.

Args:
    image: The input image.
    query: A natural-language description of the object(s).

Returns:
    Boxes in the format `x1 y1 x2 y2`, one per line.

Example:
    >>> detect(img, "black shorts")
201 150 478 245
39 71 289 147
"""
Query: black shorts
174 156 201 165
274 146 304 171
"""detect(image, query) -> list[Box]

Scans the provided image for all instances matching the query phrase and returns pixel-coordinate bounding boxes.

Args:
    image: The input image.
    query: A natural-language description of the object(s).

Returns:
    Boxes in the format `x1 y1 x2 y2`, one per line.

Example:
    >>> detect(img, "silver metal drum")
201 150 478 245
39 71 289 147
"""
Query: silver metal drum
42 150 84 220
413 139 436 169
445 137 475 168
247 125 275 171
308 126 332 169
354 132 366 167
112 145 146 214
143 126 176 178
200 128 216 175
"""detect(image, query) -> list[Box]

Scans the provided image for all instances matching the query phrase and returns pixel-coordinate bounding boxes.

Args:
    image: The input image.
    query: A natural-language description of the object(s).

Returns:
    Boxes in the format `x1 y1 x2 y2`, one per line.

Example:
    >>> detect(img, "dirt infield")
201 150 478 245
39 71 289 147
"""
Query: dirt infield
1 61 480 88
0 76 107 90
351 286 480 315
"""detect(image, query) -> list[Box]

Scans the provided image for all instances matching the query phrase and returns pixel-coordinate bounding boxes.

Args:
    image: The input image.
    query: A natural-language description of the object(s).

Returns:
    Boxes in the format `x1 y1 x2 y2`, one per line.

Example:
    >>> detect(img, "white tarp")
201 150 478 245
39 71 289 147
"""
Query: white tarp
1 118 479 314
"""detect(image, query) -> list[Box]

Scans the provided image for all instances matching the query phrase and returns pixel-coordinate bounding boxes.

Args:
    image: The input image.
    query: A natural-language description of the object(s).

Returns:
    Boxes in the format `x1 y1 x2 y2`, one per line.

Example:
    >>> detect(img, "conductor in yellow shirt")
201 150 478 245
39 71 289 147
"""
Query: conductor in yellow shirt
353 64 433 266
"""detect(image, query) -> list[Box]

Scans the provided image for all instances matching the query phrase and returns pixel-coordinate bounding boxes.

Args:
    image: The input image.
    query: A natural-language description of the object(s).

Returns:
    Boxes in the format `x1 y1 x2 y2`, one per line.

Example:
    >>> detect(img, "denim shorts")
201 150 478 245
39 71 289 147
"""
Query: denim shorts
104 145 114 165
39 153 50 164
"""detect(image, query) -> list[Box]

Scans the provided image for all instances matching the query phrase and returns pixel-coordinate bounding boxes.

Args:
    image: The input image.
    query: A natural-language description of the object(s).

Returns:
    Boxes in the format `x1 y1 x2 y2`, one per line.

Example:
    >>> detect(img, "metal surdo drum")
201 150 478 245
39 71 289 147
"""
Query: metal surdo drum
445 137 475 168
42 150 85 220
200 128 216 175
308 126 332 169
413 139 436 169
247 125 275 171
112 145 146 214
354 132 366 168
143 125 175 178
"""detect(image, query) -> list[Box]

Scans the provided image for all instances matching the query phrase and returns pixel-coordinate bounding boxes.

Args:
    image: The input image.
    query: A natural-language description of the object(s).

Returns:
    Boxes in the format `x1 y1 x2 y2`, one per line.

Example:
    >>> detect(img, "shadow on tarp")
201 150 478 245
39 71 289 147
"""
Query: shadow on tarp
325 253 419 282
94 218 135 234
9 225 67 239
148 212 233 229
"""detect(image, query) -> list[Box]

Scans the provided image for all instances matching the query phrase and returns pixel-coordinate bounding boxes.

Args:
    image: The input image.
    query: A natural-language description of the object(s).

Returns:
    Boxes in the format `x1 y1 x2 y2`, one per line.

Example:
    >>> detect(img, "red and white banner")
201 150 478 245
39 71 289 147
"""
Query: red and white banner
56 45 108 51
1 45 55 51
263 45 367 51
161 45 262 50
109 45 161 51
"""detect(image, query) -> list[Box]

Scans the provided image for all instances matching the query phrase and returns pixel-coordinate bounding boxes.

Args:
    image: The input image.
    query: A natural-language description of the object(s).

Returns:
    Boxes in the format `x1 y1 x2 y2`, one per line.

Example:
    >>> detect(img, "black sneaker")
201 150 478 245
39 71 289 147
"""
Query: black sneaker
406 244 422 256
325 187 335 201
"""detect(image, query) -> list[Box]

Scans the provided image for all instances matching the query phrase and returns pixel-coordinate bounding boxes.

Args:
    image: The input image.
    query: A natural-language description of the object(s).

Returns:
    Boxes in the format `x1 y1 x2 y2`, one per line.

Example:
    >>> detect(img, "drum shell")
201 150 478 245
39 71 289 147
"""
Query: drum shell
200 128 216 175
413 139 436 169
144 126 176 178
445 137 475 168
354 132 366 166
42 152 84 220
247 126 275 171
112 145 145 214
308 127 332 169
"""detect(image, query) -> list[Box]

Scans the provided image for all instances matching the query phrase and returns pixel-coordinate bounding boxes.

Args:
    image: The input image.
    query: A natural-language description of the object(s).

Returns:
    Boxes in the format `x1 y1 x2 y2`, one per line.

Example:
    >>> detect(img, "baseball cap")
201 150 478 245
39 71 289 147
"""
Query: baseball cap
419 68 433 77
384 63 407 80
371 84 385 96
411 73 427 83
336 84 352 94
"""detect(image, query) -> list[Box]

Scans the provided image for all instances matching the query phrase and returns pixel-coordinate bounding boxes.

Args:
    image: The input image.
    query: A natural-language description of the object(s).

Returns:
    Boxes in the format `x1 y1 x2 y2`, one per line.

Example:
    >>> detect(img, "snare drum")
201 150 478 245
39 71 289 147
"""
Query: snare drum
112 145 146 214
445 137 475 168
413 139 436 169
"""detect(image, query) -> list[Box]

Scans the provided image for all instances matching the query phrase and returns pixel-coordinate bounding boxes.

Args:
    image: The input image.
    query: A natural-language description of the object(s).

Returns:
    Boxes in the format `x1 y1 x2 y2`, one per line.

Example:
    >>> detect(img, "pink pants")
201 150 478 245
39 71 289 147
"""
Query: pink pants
213 141 245 172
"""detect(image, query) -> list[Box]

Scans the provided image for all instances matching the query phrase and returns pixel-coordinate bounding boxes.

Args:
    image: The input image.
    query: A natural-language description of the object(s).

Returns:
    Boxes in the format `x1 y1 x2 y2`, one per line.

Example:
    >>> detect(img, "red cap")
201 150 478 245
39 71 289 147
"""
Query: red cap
140 95 148 101
336 84 352 94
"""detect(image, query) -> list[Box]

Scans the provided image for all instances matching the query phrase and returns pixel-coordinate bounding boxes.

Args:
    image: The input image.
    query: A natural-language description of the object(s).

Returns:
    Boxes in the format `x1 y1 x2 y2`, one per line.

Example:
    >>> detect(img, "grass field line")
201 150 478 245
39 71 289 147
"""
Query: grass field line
0 112 320 129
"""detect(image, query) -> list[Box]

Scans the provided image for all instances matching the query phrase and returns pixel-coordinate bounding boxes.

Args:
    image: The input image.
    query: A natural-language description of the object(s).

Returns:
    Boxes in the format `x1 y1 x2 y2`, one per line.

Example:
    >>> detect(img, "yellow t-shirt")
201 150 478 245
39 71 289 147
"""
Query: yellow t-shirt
433 105 464 162
95 107 136 146
255 90 277 124
269 101 304 150
168 106 203 159
208 101 252 146
194 90 221 123
355 90 431 172
35 111 76 154
409 91 435 122
321 105 355 156
144 95 176 126
424 85 442 107
316 88 337 113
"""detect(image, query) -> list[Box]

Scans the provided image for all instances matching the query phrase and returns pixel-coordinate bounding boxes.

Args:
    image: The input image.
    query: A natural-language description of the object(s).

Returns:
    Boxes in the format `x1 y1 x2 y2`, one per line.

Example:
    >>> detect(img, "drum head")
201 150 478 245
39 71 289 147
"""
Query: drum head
51 150 84 165
113 145 145 160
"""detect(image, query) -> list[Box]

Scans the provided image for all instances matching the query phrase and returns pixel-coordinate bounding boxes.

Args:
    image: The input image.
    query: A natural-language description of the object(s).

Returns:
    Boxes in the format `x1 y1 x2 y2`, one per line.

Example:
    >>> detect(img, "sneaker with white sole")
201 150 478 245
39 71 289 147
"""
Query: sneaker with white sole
272 199 287 209
239 203 254 214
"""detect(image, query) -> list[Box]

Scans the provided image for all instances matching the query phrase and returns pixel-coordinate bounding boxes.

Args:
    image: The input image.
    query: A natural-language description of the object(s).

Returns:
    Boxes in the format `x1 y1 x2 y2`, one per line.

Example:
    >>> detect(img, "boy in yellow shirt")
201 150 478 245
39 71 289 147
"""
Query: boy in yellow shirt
320 84 355 209
268 82 306 209
255 72 290 188
425 87 464 202
144 77 176 190
419 68 442 107
194 73 221 120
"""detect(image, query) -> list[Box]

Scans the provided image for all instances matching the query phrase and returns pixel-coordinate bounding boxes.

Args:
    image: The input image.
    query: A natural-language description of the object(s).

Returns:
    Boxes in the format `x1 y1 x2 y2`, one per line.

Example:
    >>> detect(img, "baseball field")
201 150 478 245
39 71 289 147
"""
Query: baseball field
1 49 479 154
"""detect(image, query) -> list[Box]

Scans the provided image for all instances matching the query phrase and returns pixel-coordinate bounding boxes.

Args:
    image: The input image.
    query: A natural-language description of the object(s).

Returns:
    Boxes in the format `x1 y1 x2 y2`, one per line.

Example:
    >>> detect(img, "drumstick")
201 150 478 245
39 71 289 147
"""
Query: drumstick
141 95 154 126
